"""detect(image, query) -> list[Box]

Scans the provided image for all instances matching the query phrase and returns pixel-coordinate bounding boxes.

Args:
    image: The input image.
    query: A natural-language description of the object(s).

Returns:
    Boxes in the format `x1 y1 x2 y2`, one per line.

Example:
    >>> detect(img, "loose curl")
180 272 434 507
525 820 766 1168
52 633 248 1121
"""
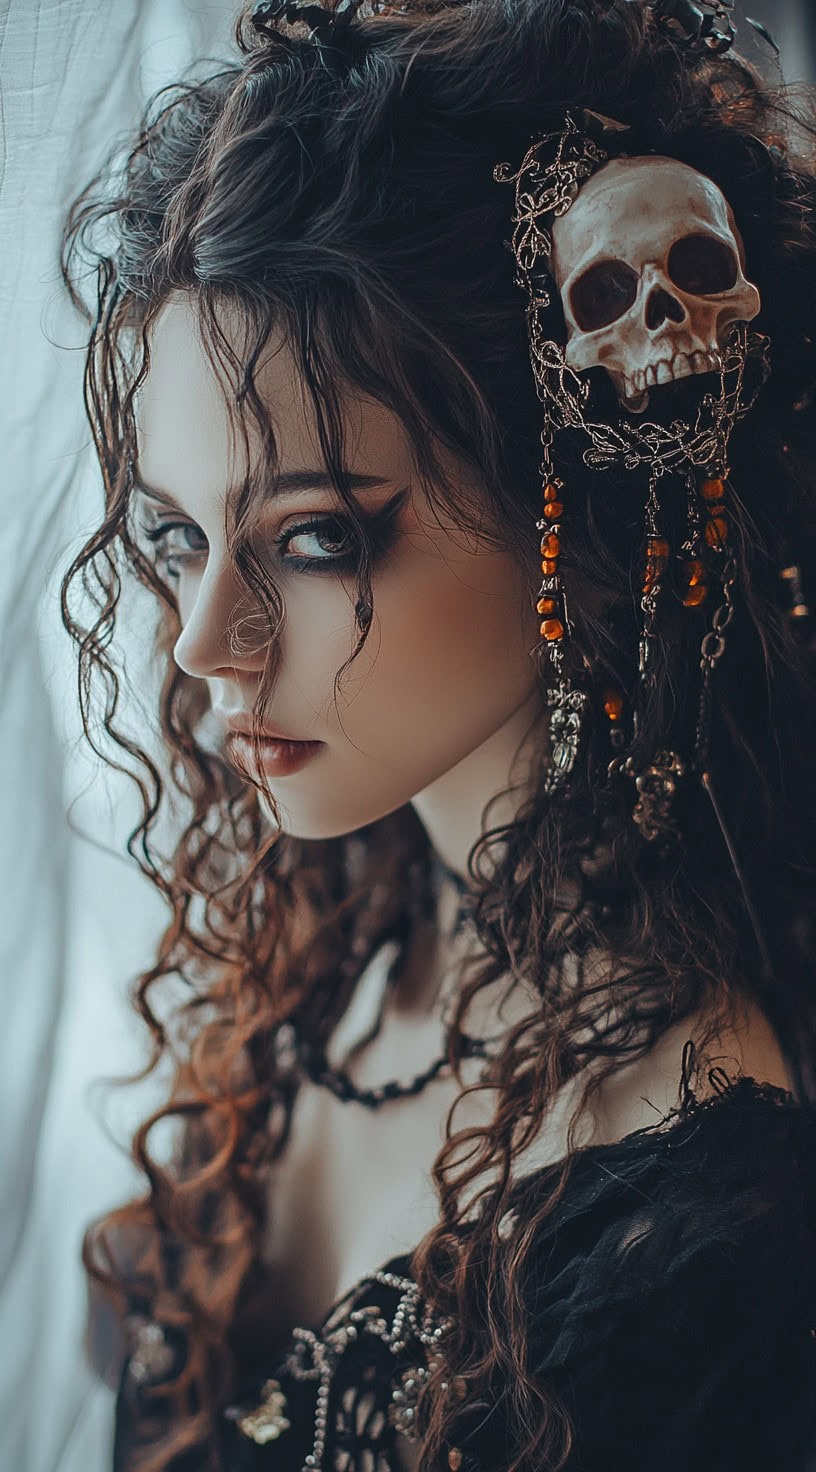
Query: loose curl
60 1 816 1468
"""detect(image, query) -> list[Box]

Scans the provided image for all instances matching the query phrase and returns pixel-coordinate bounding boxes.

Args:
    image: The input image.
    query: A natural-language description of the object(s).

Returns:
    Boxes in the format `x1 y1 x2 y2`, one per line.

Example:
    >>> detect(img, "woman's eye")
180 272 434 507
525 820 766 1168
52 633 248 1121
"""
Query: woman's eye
272 499 405 575
140 520 208 580
273 514 360 571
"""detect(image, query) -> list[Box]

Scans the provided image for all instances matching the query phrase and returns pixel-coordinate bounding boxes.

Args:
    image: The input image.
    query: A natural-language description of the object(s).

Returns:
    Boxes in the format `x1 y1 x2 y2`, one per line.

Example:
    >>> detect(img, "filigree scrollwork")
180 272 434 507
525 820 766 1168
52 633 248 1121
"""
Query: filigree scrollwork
544 680 589 793
624 749 686 841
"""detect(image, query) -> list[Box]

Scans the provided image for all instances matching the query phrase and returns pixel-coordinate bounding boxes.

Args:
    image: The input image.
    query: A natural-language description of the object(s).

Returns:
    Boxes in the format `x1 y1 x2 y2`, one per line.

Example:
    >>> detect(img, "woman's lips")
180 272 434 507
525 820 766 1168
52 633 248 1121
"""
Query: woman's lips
226 733 324 777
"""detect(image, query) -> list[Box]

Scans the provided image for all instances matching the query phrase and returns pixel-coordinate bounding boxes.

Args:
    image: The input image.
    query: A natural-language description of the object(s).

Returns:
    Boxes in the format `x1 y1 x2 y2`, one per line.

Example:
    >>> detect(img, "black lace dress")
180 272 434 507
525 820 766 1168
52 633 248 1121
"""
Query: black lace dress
115 1049 816 1472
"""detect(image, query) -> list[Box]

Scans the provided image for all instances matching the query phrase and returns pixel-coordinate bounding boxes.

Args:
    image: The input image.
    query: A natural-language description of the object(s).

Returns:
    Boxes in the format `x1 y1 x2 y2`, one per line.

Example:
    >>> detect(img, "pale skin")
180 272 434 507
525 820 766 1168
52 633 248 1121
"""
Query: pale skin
134 295 793 1464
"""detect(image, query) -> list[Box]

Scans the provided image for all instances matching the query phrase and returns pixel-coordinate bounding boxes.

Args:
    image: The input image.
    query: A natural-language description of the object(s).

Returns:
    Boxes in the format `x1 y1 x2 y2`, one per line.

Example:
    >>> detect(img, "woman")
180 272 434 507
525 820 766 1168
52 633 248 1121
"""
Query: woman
60 0 816 1468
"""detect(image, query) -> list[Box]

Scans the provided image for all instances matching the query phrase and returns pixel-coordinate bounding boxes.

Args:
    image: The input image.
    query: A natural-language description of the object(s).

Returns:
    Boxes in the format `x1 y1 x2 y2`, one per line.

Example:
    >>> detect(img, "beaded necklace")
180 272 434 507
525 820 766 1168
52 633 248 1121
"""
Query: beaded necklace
290 855 489 1109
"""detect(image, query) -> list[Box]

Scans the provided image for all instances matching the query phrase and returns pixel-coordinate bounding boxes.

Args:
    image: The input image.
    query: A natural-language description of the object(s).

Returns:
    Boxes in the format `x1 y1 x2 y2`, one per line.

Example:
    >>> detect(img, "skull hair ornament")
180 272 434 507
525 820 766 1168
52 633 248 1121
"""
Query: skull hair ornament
494 114 772 847
549 156 761 414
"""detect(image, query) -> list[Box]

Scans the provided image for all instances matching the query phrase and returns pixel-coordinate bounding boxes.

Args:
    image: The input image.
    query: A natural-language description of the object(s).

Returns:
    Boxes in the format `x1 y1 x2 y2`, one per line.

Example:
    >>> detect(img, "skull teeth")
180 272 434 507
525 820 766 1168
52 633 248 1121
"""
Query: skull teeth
671 354 695 381
625 349 725 400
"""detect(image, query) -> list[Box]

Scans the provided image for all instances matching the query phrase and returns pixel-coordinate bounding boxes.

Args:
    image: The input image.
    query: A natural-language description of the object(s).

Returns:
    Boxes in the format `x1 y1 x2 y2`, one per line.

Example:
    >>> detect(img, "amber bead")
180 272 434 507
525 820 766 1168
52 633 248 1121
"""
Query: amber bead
541 557 558 575
646 537 670 560
536 596 557 615
603 689 624 722
701 476 725 501
540 532 560 558
685 557 705 587
705 515 728 548
544 482 560 502
541 617 565 641
448 1452 463 1472
543 500 563 521
682 582 708 607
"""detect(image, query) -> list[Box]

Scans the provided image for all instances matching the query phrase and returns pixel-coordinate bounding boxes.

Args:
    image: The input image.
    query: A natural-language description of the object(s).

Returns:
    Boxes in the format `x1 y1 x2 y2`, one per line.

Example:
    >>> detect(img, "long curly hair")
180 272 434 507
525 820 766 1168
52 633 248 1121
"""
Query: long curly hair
60 0 816 1468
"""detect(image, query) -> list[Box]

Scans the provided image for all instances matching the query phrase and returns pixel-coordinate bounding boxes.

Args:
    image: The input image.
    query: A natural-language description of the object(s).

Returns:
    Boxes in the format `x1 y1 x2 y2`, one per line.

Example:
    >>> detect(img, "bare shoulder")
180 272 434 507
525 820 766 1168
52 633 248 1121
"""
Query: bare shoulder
590 992 794 1147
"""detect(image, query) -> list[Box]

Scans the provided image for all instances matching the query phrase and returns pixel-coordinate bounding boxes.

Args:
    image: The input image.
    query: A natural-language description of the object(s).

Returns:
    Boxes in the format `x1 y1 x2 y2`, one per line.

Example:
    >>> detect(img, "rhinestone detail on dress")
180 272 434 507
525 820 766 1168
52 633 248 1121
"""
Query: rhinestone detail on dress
228 1266 452 1470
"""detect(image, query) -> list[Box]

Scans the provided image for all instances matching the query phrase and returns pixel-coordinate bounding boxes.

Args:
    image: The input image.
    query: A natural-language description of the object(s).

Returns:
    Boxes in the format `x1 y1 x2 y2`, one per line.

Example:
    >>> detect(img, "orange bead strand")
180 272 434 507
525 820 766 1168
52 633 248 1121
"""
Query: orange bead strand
536 479 565 646
699 471 729 553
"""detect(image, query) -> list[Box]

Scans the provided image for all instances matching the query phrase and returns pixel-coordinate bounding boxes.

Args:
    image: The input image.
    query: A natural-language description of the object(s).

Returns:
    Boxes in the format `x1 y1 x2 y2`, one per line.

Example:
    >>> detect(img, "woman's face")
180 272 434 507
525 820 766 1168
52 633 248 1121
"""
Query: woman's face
133 296 542 839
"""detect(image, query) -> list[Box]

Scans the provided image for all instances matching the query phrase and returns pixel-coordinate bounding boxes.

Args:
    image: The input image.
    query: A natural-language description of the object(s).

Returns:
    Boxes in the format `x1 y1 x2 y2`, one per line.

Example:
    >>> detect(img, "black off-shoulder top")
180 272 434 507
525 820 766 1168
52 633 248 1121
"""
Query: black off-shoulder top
115 1045 816 1472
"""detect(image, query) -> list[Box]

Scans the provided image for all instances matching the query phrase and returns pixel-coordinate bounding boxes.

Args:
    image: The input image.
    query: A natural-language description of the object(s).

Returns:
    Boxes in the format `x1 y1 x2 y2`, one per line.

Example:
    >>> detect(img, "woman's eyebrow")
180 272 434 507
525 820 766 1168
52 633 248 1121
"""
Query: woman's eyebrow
132 469 390 509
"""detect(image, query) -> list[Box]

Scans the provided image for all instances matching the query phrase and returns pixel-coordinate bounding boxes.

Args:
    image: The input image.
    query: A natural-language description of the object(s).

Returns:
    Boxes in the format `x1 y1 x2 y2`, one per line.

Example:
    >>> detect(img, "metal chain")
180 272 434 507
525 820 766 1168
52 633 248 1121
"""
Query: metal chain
699 552 737 669
694 550 737 767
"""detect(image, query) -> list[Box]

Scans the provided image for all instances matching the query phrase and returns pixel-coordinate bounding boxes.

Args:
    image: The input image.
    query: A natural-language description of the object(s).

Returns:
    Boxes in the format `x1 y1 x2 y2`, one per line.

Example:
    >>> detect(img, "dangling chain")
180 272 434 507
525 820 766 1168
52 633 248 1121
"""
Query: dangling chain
639 471 669 683
694 540 737 770
535 431 589 793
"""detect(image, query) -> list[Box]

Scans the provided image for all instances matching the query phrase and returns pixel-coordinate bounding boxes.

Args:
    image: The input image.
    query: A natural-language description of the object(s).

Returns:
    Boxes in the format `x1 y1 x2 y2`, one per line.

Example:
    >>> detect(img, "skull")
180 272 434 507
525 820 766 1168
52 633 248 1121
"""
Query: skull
549 156 761 412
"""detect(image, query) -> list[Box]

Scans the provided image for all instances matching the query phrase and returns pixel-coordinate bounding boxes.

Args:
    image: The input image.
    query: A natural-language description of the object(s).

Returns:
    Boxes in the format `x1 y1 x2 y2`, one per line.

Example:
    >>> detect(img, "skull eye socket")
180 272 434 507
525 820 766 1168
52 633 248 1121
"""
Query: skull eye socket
568 259 639 332
667 233 739 295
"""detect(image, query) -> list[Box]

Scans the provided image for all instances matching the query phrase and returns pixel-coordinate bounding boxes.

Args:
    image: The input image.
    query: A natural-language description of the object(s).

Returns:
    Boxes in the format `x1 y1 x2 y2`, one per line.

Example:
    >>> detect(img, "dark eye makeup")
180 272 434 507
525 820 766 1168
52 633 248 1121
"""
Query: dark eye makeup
136 486 408 582
269 488 408 575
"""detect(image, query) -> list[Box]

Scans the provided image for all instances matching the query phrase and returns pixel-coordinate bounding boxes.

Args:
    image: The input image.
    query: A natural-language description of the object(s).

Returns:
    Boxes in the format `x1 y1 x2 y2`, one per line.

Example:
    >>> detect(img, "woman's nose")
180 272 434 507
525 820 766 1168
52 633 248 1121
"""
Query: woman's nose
172 559 271 679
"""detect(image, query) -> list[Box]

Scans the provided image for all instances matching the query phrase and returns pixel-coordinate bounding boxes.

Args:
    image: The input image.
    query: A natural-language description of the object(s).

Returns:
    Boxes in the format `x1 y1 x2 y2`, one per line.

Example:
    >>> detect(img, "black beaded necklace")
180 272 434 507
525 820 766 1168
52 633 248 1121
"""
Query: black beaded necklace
290 856 490 1109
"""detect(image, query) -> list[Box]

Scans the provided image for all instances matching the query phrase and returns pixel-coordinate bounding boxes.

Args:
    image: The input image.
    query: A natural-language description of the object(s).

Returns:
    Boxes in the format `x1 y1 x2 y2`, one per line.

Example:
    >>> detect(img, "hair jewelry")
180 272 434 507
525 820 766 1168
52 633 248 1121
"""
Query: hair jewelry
640 474 669 680
678 472 708 608
495 109 770 836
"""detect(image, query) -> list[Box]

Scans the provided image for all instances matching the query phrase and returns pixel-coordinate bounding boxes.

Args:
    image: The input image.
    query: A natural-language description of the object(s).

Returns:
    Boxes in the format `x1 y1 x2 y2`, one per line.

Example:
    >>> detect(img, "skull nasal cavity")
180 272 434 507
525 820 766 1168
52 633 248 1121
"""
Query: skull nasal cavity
645 285 686 330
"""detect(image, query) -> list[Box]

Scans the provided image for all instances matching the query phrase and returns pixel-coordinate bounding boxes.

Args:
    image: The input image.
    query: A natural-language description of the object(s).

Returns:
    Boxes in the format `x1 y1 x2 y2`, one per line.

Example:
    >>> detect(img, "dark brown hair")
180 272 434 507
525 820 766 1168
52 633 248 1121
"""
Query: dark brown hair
60 0 816 1467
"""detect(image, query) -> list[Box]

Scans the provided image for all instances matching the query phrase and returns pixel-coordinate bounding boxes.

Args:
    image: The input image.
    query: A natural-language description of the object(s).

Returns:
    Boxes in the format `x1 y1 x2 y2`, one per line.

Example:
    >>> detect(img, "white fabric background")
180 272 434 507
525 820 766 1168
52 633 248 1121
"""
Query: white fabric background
0 3 813 1472
0 6 234 1471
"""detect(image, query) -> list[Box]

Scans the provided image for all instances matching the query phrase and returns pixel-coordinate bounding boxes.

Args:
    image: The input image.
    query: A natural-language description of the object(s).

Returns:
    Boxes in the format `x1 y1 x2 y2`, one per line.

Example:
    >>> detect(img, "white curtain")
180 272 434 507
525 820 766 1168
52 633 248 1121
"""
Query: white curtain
0 6 233 1471
0 4 812 1472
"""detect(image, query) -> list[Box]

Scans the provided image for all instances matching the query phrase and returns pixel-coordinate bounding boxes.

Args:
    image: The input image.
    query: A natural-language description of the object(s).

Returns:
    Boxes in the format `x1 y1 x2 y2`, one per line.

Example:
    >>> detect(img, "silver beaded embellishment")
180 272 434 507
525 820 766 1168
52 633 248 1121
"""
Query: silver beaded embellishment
232 1266 452 1469
236 1379 291 1444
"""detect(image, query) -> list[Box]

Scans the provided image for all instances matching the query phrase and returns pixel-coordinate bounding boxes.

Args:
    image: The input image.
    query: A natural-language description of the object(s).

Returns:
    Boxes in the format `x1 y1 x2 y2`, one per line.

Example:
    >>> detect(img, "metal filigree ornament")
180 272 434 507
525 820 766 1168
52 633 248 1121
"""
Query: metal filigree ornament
623 748 686 842
543 679 588 795
494 112 770 837
236 1379 292 1444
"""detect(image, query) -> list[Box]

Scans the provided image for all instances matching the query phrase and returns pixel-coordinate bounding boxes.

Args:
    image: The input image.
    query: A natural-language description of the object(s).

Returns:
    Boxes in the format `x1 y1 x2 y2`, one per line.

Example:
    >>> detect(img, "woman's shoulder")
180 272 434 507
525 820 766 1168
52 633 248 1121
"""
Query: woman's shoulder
450 1014 816 1471
590 991 796 1142
512 995 816 1261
